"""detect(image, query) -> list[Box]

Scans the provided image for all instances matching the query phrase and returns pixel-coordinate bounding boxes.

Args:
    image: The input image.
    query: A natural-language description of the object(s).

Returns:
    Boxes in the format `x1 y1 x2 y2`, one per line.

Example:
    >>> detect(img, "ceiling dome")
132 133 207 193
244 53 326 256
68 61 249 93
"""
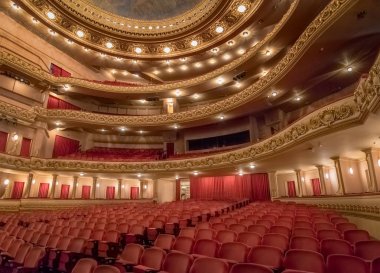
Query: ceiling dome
88 0 202 21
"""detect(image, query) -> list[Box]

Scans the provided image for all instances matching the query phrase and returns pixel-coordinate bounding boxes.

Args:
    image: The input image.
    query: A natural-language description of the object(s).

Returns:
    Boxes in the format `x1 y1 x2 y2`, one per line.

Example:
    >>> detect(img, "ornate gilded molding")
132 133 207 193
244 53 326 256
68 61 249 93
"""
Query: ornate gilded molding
0 101 36 123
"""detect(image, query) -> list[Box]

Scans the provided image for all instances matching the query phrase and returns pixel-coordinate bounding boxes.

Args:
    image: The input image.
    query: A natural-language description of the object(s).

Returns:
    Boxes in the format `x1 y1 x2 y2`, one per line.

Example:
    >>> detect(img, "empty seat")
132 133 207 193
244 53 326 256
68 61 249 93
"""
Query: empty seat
343 230 370 244
158 252 193 273
94 265 120 273
229 263 273 273
326 254 369 273
192 239 219 258
9 246 45 273
189 257 229 273
236 232 261 247
218 242 249 263
314 223 335 232
262 233 288 252
114 243 144 272
134 247 166 273
372 257 380 273
354 240 380 261
256 220 273 229
57 237 86 272
290 236 319 252
179 228 196 239
294 221 313 229
211 223 227 231
98 230 120 258
229 224 247 234
172 237 194 254
154 234 175 251
317 229 341 241
284 249 325 273
195 229 215 241
336 223 357 233
270 225 291 237
215 230 237 244
247 245 283 270
293 228 315 238
72 258 97 273
247 225 268 236
320 239 353 259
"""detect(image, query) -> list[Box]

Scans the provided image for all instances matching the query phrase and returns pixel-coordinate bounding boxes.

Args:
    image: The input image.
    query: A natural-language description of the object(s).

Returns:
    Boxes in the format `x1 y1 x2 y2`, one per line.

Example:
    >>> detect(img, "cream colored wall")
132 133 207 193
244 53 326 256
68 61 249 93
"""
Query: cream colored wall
157 179 176 203
276 172 297 197
0 172 28 198
96 178 118 199
324 166 339 195
76 177 93 199
120 179 140 199
340 158 365 194
302 169 320 196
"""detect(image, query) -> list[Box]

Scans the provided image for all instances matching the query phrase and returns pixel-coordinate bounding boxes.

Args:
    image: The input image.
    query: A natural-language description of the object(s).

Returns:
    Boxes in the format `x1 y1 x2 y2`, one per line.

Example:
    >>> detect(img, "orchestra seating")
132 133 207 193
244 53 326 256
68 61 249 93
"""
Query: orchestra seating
0 199 378 273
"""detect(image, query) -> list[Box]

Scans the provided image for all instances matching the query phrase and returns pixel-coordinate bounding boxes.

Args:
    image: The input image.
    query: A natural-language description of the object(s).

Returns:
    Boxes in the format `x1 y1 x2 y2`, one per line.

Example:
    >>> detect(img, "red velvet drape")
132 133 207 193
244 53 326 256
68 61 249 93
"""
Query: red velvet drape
52 135 80 158
20 138 32 157
50 63 71 77
166 143 175 157
47 96 80 110
11 181 24 199
311 178 322 196
175 179 181 201
60 184 70 199
190 173 270 201
106 186 115 199
0 131 8 153
130 187 139 200
38 183 49 198
287 181 296 197
82 185 91 199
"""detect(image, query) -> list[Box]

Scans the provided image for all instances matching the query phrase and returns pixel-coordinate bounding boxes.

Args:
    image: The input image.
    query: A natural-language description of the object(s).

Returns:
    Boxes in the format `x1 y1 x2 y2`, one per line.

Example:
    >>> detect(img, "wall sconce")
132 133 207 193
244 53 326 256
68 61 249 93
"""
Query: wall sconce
4 179 9 185
96 183 100 188
377 158 380 167
121 185 125 189
143 184 147 190
11 133 19 142
349 167 354 175
301 177 305 182
325 173 329 179
32 179 36 184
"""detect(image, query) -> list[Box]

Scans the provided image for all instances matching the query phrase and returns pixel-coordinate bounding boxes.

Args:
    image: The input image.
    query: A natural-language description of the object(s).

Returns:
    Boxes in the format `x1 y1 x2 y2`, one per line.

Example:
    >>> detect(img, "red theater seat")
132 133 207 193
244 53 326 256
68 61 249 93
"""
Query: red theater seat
230 263 273 273
158 252 193 273
189 257 229 273
247 245 283 270
284 249 325 273
326 254 369 273
72 258 97 273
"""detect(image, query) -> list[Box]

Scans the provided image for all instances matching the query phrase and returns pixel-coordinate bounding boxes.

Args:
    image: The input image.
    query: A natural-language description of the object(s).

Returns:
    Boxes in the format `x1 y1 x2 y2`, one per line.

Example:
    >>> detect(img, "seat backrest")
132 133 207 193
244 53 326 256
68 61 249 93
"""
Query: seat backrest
236 231 261 247
293 228 315 238
23 246 45 268
179 227 196 239
314 223 335 232
154 234 175 250
162 252 194 273
317 229 341 240
372 257 380 273
230 263 273 273
67 237 86 253
7 238 24 257
78 228 92 240
290 236 319 252
218 242 248 263
320 239 353 259
189 257 228 273
13 243 32 264
196 222 211 230
72 258 97 273
211 223 227 231
56 236 72 250
139 247 166 270
247 245 283 269
262 233 288 252
294 221 313 229
284 249 325 273
117 223 129 234
1 236 14 251
94 265 120 273
247 224 268 236
37 233 50 247
270 225 291 237
103 230 119 243
172 236 194 254
354 240 380 261
327 254 369 273
119 243 144 264
343 230 370 244
336 223 357 233
91 229 105 240
192 239 219 257
130 224 145 235
215 230 237 244
229 224 247 234
195 229 215 241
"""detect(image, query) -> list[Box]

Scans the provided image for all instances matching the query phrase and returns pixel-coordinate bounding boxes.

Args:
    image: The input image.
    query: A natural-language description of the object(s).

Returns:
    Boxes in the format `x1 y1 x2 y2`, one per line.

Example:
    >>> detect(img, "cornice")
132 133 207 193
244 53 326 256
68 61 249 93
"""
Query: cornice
0 55 379 173
0 0 295 93
17 0 257 58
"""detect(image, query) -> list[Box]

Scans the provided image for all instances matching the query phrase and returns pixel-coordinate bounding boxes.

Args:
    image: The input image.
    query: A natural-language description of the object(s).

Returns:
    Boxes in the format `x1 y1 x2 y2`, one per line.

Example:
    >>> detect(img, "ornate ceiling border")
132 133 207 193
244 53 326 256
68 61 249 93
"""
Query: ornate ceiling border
17 0 257 57
0 0 295 93
0 60 379 173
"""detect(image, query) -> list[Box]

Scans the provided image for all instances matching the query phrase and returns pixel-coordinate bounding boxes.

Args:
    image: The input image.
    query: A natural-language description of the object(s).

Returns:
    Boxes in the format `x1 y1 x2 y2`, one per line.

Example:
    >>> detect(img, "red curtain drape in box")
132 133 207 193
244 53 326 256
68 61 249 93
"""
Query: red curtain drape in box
166 143 175 157
60 184 70 199
50 63 71 77
106 186 115 199
52 135 80 158
47 96 80 110
0 131 8 153
38 183 49 198
82 185 91 199
11 181 24 199
175 179 181 201
190 173 270 201
287 181 296 197
311 178 322 196
20 138 32 157
130 187 139 200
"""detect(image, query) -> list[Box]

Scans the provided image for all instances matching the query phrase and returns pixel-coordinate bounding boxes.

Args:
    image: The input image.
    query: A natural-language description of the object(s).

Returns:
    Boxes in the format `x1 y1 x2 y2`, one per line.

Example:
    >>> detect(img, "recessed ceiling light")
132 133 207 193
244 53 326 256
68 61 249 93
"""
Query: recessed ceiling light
55 121 62 126
295 96 301 101
132 60 138 64
223 54 232 60
271 91 278 97
32 17 39 24
100 128 106 132
249 163 256 169
139 130 144 134
209 58 216 65
173 124 178 129
180 65 188 71
180 57 187 62
140 99 146 104
83 47 90 52
219 115 225 120
211 47 219 53
193 171 199 176
135 47 142 54
216 77 225 85
76 30 85 38
237 4 247 13
137 173 142 178
119 127 127 132
265 50 272 56
105 42 114 49
227 40 235 46
175 89 181 96
111 69 116 74
66 39 73 45
11 2 20 9
238 48 246 55
242 30 250 37
194 62 202 68
63 84 70 90
122 71 128 76
347 66 353 72
46 11 56 20
163 47 171 53
148 26 153 30
261 70 268 76
190 40 198 47
167 67 174 73
153 70 160 75
215 26 224 33
235 82 242 88
48 29 57 36
193 93 200 99
79 172 84 176
238 171 244 176
175 175 179 180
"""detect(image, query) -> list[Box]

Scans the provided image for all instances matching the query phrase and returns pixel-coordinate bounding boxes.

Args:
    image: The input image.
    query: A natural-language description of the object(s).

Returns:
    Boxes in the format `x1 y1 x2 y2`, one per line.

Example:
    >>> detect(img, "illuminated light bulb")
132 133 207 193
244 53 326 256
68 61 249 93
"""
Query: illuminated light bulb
215 26 224 33
4 179 9 185
46 11 56 20
63 84 70 90
173 124 178 129
347 66 353 72
163 47 171 53
242 30 250 37
295 96 301 101
66 39 73 45
249 164 256 169
194 62 202 68
135 47 142 54
193 171 199 176
325 173 329 179
105 42 114 49
32 17 39 24
76 30 85 38
167 67 174 73
227 40 234 46
349 167 354 175
175 89 181 97
237 4 247 13
265 50 272 56
48 29 57 36
271 91 278 97
180 57 187 62
11 2 20 9
79 173 84 176
180 65 188 71
216 77 225 85
137 173 142 178
219 115 225 120
378 159 380 167
193 93 200 99
190 40 198 47
238 171 244 176
211 47 219 53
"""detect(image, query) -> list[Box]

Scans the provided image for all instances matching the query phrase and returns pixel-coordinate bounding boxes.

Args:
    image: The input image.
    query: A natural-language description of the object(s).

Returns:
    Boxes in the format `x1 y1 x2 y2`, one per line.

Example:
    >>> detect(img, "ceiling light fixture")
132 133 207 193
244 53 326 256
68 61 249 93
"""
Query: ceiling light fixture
76 30 85 38
180 65 188 71
215 26 224 33
193 93 200 99
11 2 20 9
219 115 225 120
105 42 114 49
173 124 178 129
295 96 301 101
167 67 174 73
193 171 199 176
216 77 225 85
194 62 202 68
46 11 56 20
349 167 354 175
119 127 127 132
271 91 278 97
32 17 39 24
175 89 181 97
265 50 272 56
190 40 198 47
180 57 187 62
211 47 219 53
48 29 57 36
242 30 250 37
163 47 171 53
135 47 142 54
347 66 353 72
227 40 234 46
238 171 244 176
237 4 247 13
63 84 70 90
249 163 256 169
66 39 73 45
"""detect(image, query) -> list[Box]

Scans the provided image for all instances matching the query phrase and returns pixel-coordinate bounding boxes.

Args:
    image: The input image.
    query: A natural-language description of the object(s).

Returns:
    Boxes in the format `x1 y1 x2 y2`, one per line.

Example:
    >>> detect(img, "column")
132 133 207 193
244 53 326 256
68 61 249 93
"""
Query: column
316 165 327 195
139 180 143 199
267 172 277 198
362 148 378 192
49 174 58 199
331 157 346 195
295 169 303 197
71 176 78 199
117 179 122 199
153 179 158 200
23 173 34 198
1 178 10 199
92 177 97 199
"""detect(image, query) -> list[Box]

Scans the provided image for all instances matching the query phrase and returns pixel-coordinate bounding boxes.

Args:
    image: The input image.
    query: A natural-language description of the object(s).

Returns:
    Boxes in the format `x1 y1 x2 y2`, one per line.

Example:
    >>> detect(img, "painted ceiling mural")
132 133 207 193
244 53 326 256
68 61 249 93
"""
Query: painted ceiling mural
88 0 202 20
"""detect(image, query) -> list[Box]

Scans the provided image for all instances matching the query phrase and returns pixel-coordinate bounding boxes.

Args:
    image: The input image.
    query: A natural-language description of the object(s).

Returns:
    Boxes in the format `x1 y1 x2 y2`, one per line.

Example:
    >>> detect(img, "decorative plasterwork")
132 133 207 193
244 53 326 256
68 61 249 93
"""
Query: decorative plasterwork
0 56 379 173
17 0 258 57
0 0 296 93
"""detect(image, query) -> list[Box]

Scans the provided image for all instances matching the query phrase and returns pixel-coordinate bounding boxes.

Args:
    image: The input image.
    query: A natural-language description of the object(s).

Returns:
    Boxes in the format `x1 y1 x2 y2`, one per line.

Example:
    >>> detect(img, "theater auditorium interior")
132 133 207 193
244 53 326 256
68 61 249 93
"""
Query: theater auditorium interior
0 0 380 272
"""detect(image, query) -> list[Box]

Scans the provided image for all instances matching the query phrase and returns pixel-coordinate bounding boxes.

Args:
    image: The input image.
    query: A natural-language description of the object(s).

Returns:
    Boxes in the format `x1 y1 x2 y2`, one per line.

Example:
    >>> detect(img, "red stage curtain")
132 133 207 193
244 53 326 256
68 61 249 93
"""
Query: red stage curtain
11 181 24 199
175 179 181 201
82 185 91 199
60 184 70 199
52 135 80 158
130 187 139 200
166 143 175 157
47 96 80 110
311 178 322 196
287 181 296 197
0 131 8 153
60 69 71 78
106 186 115 199
190 173 270 201
50 63 71 77
20 138 32 157
38 183 49 198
